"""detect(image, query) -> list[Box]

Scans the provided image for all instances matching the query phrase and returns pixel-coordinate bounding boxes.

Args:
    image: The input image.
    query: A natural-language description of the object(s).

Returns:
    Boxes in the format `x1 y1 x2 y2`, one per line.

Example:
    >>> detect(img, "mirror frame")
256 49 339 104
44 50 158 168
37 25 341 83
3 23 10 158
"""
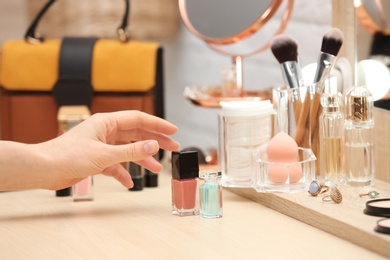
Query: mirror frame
178 0 291 45
356 0 390 35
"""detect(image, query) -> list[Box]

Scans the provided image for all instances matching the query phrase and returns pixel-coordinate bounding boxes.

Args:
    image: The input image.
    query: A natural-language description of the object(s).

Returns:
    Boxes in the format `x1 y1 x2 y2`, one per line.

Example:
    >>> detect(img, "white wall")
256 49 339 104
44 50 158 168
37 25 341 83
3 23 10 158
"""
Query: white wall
161 0 332 153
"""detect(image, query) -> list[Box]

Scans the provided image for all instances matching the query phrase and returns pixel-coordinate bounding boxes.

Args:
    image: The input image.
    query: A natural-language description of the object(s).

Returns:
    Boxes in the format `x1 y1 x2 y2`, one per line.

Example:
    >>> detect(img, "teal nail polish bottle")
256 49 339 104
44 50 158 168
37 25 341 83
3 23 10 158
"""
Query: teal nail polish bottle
199 171 223 219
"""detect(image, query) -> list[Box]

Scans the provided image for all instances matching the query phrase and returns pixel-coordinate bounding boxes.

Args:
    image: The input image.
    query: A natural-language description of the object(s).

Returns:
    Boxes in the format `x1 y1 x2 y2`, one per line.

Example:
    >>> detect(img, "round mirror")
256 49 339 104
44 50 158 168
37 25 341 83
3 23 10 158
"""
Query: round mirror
179 0 293 103
180 0 284 45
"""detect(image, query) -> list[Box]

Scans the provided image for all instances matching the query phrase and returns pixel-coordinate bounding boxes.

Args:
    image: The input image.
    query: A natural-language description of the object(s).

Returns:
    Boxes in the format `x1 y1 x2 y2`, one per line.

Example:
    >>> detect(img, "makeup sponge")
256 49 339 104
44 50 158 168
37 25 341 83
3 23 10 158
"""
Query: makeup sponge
266 131 302 183
266 131 298 162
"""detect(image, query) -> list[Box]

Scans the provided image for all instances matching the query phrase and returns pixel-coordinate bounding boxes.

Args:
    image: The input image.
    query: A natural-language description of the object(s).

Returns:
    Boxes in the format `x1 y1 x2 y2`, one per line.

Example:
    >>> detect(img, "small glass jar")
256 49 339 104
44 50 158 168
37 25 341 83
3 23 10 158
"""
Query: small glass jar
199 171 223 219
221 64 238 97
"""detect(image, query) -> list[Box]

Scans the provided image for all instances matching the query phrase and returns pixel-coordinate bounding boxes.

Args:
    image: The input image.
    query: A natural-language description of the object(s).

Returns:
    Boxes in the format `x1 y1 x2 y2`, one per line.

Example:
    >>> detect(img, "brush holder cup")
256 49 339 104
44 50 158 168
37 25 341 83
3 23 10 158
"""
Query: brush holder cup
272 83 318 150
218 100 273 188
253 148 316 193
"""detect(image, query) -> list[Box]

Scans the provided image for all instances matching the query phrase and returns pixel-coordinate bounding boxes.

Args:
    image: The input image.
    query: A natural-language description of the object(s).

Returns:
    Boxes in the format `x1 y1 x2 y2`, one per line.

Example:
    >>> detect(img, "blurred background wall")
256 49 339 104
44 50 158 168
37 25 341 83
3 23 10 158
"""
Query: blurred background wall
0 0 373 154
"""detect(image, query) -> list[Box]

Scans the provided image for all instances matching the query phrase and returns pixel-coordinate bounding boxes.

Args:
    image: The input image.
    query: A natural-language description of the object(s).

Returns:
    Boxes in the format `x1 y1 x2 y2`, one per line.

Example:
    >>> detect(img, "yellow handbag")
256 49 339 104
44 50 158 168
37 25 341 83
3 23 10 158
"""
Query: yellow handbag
0 0 164 143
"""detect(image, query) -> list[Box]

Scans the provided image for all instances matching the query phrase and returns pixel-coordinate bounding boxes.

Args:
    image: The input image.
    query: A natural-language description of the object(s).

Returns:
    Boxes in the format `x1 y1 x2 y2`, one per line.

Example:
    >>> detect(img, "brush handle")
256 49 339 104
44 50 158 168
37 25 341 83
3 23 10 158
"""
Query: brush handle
309 91 325 176
313 52 336 84
294 92 311 148
311 120 321 175
281 62 304 90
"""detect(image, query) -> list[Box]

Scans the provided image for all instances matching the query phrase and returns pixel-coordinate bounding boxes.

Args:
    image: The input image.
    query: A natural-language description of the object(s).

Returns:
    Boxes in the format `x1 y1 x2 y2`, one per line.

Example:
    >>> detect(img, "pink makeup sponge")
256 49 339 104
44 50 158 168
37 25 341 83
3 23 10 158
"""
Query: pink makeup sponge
266 131 298 162
268 163 303 183
266 131 302 183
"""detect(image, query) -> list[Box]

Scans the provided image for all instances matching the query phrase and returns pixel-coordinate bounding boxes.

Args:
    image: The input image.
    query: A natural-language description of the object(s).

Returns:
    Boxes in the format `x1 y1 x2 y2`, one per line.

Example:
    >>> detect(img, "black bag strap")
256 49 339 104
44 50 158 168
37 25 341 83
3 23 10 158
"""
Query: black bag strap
25 0 130 44
53 37 98 107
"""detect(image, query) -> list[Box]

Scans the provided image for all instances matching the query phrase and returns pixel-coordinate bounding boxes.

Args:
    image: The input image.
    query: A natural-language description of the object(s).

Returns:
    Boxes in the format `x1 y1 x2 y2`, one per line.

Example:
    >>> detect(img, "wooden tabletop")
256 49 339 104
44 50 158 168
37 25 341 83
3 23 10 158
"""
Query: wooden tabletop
0 161 387 259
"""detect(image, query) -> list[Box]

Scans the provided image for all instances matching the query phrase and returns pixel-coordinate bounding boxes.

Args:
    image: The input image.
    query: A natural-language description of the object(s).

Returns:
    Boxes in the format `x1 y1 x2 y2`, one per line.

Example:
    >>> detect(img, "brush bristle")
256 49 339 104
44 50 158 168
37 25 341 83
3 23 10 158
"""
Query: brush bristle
321 28 344 56
270 34 298 63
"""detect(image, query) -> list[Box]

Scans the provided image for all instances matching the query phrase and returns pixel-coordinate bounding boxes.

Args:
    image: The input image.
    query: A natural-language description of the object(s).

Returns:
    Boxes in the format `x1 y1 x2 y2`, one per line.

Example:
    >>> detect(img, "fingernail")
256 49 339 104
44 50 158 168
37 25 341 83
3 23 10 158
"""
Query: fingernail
144 140 159 154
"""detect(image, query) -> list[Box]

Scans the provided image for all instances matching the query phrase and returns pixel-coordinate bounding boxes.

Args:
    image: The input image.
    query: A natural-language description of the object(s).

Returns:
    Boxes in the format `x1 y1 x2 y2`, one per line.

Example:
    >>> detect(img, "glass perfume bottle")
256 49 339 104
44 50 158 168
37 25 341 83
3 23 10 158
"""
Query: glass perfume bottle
319 92 344 185
199 171 223 219
344 85 375 187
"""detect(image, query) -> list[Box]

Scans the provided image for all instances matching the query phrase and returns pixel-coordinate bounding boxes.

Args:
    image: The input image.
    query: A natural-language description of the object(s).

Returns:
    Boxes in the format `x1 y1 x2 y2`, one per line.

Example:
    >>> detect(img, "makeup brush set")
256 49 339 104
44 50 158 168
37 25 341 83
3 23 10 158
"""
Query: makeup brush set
270 28 376 188
270 27 344 152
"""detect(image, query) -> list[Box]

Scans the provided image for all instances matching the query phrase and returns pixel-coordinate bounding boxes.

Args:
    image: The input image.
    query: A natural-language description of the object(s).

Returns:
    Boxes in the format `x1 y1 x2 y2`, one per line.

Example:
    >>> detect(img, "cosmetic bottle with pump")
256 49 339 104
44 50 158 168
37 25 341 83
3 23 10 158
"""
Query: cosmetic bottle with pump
171 151 199 216
319 92 344 185
344 85 375 187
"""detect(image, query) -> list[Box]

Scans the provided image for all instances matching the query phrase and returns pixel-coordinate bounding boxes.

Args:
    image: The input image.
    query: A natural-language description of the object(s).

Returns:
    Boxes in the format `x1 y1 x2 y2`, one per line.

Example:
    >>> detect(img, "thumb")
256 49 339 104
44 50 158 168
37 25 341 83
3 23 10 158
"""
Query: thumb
110 140 159 163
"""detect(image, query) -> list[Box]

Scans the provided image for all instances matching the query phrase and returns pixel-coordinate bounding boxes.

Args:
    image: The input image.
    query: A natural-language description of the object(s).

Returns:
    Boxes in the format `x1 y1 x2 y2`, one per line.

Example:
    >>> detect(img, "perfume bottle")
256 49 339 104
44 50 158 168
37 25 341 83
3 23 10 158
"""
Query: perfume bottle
199 171 223 219
319 92 344 185
344 85 375 187
171 151 199 217
73 176 94 202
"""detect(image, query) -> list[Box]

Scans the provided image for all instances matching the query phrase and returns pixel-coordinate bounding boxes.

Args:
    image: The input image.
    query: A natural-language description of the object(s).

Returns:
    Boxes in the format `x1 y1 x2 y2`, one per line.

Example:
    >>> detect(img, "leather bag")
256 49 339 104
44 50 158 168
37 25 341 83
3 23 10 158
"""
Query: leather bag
0 0 164 143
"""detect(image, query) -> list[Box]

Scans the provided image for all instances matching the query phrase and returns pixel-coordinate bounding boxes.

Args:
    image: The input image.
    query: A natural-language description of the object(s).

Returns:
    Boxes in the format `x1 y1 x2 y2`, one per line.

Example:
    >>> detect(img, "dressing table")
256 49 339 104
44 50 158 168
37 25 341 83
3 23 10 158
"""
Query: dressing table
0 159 387 259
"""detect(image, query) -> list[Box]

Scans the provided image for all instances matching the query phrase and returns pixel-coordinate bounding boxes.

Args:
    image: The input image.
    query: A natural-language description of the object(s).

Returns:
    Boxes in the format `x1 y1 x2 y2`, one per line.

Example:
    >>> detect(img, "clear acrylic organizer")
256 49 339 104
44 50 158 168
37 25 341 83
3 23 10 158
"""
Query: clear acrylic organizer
253 148 316 193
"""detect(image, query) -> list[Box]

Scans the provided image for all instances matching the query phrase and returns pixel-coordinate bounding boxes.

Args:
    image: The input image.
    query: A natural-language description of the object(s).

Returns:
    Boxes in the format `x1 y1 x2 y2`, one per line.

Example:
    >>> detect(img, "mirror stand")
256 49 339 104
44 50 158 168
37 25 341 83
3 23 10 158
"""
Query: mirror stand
180 0 293 107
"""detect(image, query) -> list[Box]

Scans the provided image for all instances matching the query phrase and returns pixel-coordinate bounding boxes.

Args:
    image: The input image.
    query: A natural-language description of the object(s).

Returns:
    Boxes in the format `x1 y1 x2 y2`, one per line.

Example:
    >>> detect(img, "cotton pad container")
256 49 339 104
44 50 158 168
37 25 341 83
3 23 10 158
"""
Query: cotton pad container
218 100 273 188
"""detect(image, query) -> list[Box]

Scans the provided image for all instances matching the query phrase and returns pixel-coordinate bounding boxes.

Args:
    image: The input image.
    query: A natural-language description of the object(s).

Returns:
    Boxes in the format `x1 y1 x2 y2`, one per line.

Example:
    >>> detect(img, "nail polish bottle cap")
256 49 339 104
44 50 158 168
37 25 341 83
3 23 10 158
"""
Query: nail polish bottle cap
144 170 158 187
56 187 72 197
172 151 199 179
129 178 144 191
127 162 144 191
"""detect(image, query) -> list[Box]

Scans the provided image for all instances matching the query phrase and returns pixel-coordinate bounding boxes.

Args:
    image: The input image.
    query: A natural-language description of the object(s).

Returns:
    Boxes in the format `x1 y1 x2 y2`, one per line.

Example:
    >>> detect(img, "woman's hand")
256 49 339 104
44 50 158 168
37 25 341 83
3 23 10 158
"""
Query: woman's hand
0 111 180 191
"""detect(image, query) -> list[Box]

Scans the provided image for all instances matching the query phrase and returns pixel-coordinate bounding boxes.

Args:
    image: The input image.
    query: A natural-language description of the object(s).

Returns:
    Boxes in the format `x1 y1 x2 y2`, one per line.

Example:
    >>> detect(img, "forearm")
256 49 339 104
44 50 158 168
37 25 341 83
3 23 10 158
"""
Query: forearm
0 141 55 191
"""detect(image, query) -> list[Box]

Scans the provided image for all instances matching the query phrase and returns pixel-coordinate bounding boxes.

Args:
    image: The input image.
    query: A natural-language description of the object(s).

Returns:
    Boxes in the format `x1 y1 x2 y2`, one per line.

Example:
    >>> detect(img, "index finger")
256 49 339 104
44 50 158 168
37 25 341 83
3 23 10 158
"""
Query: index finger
102 110 178 136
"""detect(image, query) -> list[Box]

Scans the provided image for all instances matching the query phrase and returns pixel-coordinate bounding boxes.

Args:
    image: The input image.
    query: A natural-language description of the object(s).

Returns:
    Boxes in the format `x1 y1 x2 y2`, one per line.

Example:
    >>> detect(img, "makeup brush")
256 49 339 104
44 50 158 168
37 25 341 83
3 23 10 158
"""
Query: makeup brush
270 35 305 143
313 28 344 85
270 35 304 90
311 28 344 173
310 29 344 132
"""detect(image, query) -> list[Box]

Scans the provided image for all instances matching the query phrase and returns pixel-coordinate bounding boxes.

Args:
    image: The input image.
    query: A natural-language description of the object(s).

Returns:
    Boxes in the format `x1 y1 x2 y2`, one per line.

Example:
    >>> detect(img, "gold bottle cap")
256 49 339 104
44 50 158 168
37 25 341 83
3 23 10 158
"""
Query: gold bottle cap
346 96 369 122
321 92 342 112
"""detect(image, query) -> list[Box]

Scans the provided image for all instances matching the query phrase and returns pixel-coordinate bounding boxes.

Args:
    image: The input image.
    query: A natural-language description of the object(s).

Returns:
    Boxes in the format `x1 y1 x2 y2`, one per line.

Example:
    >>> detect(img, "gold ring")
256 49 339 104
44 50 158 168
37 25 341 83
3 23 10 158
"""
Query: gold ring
322 187 342 204
308 180 329 196
359 190 379 198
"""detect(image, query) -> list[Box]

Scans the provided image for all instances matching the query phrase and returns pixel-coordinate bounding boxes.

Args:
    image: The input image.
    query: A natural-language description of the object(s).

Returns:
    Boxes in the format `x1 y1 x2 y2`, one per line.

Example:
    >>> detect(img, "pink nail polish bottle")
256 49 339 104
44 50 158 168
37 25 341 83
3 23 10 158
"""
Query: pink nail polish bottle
73 176 94 202
171 151 199 216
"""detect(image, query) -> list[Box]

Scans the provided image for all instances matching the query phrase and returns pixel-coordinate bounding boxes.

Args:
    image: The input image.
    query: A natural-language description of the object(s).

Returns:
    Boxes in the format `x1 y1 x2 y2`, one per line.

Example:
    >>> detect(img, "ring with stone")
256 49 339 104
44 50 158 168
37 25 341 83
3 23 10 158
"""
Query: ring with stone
322 187 342 204
359 190 379 198
308 180 329 196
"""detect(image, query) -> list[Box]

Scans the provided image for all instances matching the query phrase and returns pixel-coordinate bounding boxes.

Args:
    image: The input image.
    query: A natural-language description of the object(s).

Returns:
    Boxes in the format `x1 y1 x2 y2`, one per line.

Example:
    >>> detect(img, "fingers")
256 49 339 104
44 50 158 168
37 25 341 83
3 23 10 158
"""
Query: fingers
102 164 134 188
135 156 163 173
100 111 178 136
114 128 180 151
107 140 160 165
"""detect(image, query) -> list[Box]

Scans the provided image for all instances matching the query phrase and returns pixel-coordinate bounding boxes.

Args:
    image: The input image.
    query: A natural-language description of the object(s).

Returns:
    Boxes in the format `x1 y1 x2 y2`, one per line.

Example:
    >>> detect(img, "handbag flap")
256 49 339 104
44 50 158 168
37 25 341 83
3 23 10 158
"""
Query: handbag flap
1 39 159 92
